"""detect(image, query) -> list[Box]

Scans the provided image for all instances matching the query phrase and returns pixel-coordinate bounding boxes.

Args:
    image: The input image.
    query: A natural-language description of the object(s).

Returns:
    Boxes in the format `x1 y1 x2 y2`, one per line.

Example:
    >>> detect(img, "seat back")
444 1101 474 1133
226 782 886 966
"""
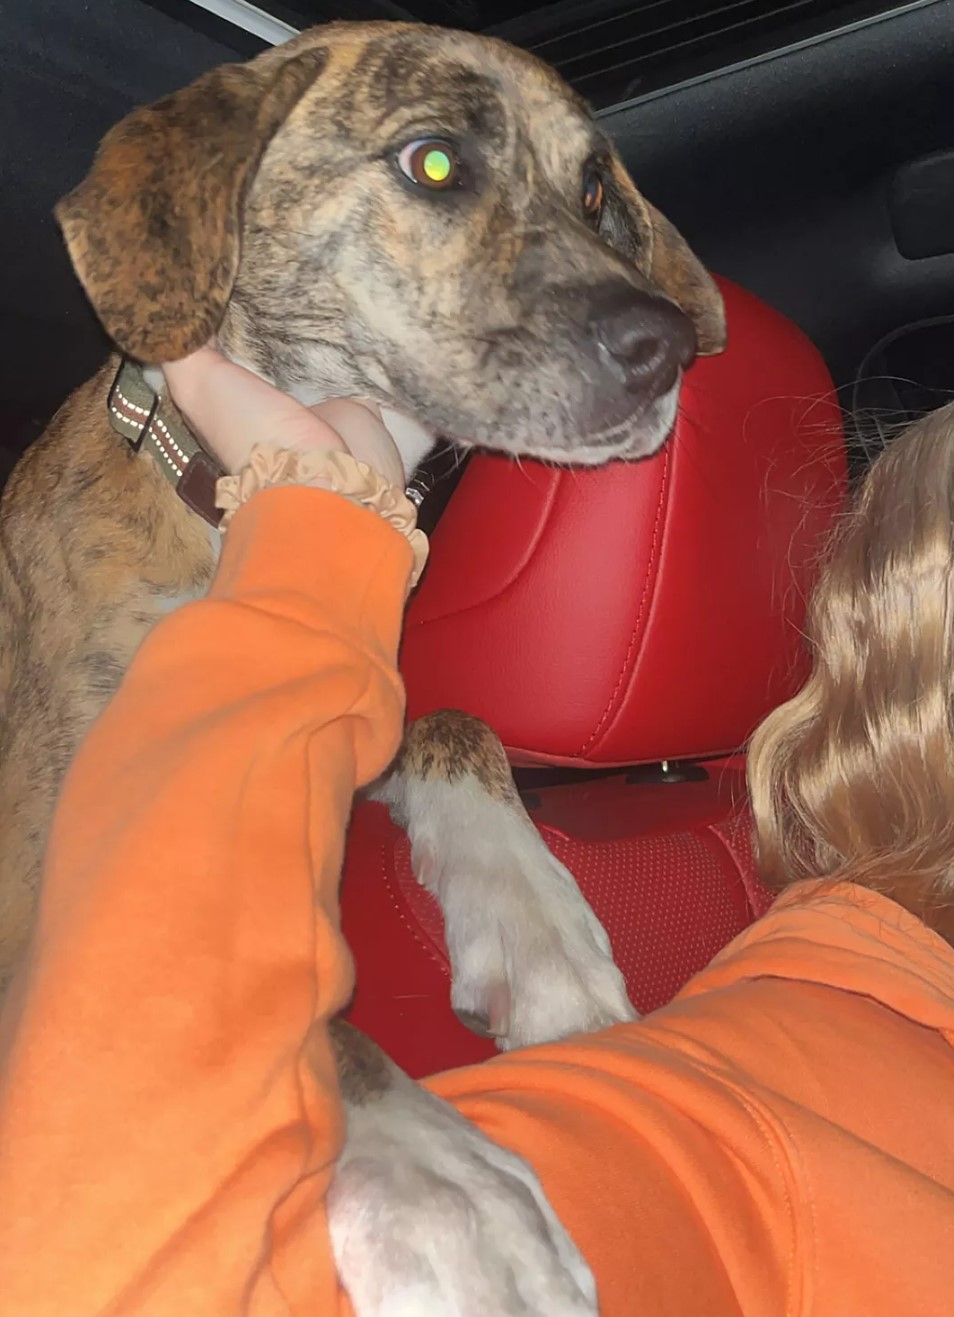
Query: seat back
400 278 846 766
342 279 847 1077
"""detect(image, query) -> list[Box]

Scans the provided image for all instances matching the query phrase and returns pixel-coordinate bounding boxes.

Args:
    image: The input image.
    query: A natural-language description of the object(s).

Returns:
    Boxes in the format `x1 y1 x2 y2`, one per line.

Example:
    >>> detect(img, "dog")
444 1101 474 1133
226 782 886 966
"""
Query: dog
0 20 725 1314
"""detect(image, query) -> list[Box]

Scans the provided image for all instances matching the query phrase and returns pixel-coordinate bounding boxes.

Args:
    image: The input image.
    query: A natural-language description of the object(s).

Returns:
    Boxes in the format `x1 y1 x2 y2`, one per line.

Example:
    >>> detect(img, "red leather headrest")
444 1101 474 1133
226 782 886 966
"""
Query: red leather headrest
401 278 847 767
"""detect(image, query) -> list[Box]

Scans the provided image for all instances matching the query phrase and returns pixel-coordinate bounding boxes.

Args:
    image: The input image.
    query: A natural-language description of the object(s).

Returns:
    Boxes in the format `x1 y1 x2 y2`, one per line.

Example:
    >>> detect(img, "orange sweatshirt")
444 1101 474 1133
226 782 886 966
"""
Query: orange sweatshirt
1 485 954 1316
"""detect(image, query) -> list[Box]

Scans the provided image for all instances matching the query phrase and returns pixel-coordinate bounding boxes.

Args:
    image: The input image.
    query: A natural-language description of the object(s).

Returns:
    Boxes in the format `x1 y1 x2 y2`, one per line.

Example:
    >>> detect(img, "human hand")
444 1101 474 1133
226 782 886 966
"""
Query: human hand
162 345 405 489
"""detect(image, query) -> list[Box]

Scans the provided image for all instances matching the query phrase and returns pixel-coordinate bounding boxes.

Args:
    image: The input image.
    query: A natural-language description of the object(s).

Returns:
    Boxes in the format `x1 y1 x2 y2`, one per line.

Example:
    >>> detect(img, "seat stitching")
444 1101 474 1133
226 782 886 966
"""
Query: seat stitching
578 444 672 756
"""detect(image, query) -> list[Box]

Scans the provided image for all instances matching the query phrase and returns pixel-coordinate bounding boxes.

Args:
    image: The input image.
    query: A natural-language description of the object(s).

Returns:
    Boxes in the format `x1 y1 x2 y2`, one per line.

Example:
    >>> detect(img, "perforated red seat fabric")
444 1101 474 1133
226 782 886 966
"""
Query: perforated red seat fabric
341 278 847 1077
342 777 772 1080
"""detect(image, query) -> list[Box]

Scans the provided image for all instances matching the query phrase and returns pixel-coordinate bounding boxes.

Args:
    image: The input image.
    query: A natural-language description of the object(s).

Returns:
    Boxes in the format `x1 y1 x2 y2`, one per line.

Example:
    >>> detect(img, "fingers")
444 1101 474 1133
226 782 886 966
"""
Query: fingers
164 347 346 475
163 347 406 487
311 399 407 489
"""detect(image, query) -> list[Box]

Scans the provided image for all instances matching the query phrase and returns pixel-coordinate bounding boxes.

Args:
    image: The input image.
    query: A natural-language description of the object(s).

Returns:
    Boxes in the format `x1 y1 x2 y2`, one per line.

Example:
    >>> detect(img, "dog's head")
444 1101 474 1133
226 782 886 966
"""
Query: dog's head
57 22 725 469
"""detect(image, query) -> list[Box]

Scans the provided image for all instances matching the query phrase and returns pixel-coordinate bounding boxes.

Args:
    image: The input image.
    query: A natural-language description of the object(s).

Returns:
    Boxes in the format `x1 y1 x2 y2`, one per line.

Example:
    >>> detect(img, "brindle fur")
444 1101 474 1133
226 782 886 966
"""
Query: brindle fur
57 22 724 462
393 710 521 806
0 23 725 1084
328 1018 396 1105
0 364 215 994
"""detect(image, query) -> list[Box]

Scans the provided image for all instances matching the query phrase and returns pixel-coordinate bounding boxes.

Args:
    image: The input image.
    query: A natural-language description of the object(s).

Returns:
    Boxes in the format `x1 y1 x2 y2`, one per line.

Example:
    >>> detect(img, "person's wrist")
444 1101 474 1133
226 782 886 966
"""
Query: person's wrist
163 347 348 477
216 444 429 591
161 346 422 576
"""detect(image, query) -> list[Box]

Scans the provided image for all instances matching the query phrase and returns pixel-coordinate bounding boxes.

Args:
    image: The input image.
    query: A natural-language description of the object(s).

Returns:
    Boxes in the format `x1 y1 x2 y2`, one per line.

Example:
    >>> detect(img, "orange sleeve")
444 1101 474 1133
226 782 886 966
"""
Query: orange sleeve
4 477 951 1317
426 888 954 1316
0 485 410 1316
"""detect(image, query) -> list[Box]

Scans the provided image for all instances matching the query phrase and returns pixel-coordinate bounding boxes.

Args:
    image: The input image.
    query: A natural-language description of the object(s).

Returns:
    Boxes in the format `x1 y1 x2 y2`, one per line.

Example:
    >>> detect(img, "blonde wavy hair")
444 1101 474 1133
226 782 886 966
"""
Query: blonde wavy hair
749 400 954 943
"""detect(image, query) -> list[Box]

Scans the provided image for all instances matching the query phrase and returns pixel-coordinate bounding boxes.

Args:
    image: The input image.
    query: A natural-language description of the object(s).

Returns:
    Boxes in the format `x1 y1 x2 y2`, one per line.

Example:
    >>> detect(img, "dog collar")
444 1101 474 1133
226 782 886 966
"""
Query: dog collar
107 357 433 526
106 357 225 528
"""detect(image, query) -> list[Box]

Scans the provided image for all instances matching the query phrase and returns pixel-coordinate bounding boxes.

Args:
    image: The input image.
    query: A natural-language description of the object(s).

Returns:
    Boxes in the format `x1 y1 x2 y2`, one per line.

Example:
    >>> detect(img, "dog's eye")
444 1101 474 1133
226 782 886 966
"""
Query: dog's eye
582 167 604 225
397 139 462 191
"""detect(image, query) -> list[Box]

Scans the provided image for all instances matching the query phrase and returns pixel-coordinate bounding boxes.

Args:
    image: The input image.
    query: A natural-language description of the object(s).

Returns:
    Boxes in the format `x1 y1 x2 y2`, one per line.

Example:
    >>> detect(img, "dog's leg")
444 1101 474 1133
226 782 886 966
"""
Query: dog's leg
326 1018 596 1315
331 714 631 1314
371 710 636 1051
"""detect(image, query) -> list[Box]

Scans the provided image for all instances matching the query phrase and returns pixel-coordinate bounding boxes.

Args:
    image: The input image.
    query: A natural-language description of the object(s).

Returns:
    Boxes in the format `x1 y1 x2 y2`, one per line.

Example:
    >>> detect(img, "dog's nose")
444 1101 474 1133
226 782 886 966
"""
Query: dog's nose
591 287 697 391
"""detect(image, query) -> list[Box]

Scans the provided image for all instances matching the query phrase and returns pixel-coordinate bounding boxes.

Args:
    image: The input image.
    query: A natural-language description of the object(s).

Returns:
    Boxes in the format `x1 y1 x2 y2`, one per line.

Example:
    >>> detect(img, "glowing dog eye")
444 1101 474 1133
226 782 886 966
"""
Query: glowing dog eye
582 168 604 223
397 139 461 190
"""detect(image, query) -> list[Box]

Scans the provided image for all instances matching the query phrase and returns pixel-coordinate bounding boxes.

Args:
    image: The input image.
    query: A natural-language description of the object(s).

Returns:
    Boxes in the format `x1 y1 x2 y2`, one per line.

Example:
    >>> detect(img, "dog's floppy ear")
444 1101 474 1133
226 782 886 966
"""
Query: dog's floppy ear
644 201 726 356
602 157 727 356
55 47 327 362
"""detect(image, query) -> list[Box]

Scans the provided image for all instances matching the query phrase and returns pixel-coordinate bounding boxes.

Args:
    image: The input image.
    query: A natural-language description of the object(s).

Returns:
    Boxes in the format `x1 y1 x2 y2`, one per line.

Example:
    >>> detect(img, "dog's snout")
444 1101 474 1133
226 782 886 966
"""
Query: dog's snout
591 287 697 392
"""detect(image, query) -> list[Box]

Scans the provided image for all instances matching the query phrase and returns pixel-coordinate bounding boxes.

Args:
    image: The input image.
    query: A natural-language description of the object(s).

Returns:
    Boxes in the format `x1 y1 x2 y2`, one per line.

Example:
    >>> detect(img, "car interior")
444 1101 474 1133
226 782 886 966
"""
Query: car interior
2 0 952 1076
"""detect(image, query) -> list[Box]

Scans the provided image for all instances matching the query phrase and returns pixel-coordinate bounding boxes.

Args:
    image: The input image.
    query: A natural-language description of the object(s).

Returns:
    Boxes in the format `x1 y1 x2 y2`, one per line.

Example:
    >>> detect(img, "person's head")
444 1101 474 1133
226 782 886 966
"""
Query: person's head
750 401 954 943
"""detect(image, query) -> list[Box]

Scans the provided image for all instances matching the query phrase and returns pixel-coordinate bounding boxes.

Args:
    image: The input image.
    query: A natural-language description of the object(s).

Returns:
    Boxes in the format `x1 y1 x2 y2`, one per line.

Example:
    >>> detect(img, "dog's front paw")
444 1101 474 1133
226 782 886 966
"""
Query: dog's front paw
328 1079 597 1317
446 831 637 1050
375 712 637 1051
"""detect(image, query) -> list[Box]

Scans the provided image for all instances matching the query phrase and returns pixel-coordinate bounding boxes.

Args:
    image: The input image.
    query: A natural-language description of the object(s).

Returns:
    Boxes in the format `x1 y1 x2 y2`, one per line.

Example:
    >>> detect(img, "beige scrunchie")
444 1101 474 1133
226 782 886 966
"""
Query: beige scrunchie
216 445 429 590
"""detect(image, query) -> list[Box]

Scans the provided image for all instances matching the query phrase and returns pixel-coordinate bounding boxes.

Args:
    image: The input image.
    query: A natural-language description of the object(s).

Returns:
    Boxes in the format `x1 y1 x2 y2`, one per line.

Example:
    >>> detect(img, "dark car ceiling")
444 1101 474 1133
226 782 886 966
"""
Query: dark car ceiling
153 0 914 108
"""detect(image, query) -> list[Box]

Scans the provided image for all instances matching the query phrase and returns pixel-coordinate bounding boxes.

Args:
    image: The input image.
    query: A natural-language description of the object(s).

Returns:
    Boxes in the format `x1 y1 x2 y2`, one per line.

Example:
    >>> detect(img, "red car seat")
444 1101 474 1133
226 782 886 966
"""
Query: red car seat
341 278 847 1079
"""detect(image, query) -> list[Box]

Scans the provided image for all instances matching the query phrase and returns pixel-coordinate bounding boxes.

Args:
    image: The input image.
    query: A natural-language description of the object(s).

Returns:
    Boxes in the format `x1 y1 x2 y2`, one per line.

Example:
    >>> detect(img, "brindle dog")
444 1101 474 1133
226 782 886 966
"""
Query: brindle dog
0 21 725 1314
